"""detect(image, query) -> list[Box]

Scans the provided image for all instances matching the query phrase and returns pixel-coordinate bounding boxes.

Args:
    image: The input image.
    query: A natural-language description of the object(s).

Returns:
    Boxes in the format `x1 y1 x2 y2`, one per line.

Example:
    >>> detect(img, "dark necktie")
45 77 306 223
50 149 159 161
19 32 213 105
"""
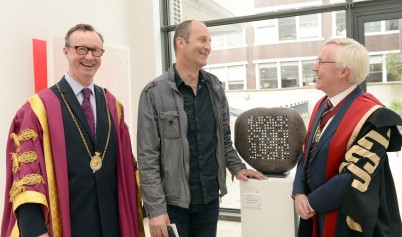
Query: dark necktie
306 99 333 189
81 88 95 137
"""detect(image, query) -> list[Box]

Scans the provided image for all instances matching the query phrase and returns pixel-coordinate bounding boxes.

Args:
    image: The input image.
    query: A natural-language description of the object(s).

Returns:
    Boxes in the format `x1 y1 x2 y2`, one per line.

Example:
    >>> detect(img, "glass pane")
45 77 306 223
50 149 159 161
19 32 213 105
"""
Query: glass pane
386 53 402 82
209 67 227 89
365 21 381 33
280 62 299 88
279 17 296 40
386 19 399 31
364 19 400 34
300 14 319 39
302 60 315 86
211 32 225 48
227 30 244 47
259 63 278 89
170 0 340 23
211 27 245 49
365 17 402 217
335 11 346 37
228 65 245 90
256 25 276 44
367 55 383 83
166 1 402 214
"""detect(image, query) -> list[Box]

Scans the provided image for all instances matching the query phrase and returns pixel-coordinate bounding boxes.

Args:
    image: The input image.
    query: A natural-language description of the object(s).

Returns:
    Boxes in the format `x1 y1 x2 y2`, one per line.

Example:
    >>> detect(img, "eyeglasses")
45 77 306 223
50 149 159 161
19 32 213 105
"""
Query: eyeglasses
315 59 336 67
67 45 105 57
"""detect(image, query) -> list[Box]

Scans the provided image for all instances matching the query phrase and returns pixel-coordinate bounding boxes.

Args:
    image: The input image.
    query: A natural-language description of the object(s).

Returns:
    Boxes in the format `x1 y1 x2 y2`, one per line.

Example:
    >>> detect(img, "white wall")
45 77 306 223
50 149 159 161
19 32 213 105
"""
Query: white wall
0 0 162 217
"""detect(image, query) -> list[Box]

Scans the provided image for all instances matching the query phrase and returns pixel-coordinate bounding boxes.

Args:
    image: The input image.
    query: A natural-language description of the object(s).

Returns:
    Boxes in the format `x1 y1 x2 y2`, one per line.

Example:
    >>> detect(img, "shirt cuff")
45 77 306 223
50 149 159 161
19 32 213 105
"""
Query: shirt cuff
307 198 315 213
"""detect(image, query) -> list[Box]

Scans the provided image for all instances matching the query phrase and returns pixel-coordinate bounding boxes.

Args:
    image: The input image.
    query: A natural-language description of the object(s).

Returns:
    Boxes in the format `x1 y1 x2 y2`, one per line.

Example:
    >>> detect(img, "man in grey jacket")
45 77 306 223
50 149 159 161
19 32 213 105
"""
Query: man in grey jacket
137 20 267 237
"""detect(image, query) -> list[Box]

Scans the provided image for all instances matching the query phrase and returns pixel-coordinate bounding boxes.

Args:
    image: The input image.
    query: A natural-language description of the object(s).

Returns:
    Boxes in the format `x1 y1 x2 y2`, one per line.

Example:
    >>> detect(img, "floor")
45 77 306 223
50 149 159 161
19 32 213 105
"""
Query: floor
142 152 402 237
143 218 242 237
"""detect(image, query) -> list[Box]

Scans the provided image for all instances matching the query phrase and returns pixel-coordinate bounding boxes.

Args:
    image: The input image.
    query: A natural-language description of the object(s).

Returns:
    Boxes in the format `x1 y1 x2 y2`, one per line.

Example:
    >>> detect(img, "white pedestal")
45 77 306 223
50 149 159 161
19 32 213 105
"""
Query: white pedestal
240 175 298 237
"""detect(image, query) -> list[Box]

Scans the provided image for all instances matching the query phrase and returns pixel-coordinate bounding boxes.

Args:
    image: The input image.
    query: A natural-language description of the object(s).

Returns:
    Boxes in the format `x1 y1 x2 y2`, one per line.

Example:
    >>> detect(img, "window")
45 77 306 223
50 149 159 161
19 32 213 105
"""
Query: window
386 19 399 31
334 11 346 37
302 60 315 86
209 67 227 88
300 14 319 39
258 63 278 89
207 65 246 90
365 19 400 34
165 0 402 214
279 17 297 40
255 14 320 44
211 28 245 49
367 55 383 83
228 65 245 90
258 60 316 89
280 62 299 88
386 53 402 82
255 22 277 44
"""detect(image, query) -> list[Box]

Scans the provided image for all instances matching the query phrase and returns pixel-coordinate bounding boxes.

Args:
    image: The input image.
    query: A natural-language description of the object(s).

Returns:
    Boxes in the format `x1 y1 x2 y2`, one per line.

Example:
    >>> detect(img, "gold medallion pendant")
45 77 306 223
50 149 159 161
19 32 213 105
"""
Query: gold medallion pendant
90 152 103 173
56 84 111 175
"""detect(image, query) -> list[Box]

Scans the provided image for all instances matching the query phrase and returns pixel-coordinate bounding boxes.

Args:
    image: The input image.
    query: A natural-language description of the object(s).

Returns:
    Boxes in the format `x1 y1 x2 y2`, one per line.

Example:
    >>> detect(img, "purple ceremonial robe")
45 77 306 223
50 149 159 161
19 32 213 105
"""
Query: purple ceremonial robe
1 88 144 237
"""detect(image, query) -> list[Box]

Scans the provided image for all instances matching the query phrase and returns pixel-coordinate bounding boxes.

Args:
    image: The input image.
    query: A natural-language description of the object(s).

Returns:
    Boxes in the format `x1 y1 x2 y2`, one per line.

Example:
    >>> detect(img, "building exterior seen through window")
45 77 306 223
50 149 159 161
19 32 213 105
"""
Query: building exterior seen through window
165 0 402 211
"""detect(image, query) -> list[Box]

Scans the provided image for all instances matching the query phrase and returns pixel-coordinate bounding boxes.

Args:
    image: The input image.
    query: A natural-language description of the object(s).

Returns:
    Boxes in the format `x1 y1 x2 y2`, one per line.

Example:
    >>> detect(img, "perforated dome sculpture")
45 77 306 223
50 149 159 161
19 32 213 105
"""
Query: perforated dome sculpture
234 107 307 175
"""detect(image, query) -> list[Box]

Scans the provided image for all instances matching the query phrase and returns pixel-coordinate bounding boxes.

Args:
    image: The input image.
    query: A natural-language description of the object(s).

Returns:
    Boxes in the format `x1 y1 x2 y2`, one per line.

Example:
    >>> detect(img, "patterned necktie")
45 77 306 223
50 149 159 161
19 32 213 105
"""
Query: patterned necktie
306 99 333 190
81 88 95 137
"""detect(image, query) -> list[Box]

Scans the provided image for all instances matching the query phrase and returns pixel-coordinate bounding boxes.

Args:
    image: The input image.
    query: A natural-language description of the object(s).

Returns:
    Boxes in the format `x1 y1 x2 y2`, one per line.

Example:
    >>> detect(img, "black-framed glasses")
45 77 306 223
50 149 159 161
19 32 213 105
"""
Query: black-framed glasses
67 45 105 57
315 59 336 67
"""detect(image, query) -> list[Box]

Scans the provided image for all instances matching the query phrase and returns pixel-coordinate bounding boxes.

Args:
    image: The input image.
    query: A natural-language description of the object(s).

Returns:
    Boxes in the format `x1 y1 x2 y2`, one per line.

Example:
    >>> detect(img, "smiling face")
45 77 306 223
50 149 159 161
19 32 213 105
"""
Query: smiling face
312 43 348 97
63 30 103 86
177 21 211 70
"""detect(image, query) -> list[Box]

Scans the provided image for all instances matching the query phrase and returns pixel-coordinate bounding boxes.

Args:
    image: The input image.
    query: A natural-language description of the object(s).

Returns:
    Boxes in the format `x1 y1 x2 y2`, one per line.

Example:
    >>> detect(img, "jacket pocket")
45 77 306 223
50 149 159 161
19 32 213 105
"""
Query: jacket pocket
159 111 180 139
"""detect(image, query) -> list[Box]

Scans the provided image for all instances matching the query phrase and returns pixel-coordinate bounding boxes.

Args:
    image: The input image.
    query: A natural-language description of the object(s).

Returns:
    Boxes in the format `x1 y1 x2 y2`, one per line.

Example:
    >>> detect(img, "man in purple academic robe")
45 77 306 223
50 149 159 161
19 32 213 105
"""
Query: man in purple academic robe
1 24 144 237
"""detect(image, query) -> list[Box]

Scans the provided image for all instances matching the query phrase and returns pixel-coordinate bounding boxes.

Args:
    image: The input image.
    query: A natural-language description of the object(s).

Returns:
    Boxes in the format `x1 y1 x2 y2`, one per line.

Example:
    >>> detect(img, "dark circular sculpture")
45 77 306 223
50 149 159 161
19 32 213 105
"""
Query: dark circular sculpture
234 107 307 175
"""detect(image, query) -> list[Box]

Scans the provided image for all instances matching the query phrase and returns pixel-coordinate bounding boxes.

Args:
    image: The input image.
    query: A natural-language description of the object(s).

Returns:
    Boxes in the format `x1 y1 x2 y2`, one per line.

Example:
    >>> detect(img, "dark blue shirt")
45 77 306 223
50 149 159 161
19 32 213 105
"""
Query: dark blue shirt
174 67 219 205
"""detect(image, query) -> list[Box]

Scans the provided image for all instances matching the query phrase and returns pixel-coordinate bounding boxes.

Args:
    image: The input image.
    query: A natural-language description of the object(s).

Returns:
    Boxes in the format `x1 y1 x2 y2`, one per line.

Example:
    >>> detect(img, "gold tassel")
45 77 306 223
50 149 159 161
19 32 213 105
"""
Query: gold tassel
10 133 21 153
11 153 19 173
9 129 38 153
10 151 39 173
19 129 38 142
9 173 45 201
9 186 26 201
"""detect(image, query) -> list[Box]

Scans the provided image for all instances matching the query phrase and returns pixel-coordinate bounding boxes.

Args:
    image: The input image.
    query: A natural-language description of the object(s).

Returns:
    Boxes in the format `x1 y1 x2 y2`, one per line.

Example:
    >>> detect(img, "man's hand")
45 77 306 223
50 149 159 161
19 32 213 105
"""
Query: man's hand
294 193 315 220
38 233 49 237
235 169 267 181
149 214 170 237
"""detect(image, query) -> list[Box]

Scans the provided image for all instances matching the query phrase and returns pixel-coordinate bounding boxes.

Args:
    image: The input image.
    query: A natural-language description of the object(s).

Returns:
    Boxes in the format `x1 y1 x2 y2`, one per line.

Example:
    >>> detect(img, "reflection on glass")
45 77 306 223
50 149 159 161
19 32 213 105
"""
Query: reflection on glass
365 19 400 34
281 62 299 88
302 61 315 86
279 17 297 40
367 55 383 83
300 14 319 39
335 10 346 37
168 0 402 212
173 0 341 22
255 23 277 44
259 63 278 89
211 27 245 49
206 65 245 90
228 65 245 90
386 53 402 82
386 19 399 31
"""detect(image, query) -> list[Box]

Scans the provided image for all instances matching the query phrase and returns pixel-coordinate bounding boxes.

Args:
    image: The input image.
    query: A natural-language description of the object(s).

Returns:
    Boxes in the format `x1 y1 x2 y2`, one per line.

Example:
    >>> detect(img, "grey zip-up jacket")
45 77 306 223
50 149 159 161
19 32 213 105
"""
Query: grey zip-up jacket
137 65 247 218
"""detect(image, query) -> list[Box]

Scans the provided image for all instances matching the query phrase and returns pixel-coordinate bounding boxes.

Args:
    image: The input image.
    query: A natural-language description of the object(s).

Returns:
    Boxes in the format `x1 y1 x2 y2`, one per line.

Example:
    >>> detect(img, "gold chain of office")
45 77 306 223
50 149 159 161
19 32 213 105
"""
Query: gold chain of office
56 83 111 173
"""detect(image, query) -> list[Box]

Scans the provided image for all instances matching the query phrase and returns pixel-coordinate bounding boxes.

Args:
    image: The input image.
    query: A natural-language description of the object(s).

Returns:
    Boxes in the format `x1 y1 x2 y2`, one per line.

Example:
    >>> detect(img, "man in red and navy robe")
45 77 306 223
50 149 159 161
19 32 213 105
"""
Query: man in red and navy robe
293 38 402 237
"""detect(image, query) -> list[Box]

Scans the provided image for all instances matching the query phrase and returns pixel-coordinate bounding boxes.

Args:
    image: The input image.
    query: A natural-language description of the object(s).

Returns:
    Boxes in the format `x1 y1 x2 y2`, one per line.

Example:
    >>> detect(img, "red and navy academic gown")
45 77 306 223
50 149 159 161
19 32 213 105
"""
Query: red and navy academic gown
293 86 402 237
1 77 144 237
